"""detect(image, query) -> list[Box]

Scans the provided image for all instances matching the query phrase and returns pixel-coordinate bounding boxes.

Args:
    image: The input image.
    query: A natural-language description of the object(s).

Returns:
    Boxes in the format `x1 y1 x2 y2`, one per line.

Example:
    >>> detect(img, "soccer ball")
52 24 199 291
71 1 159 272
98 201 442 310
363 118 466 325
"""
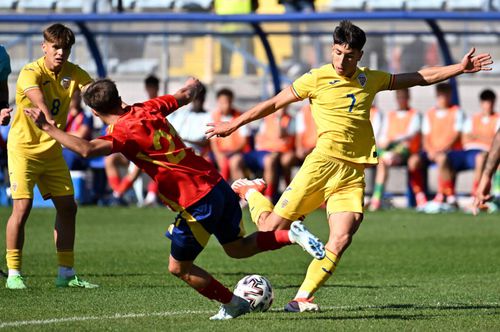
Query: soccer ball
233 274 274 312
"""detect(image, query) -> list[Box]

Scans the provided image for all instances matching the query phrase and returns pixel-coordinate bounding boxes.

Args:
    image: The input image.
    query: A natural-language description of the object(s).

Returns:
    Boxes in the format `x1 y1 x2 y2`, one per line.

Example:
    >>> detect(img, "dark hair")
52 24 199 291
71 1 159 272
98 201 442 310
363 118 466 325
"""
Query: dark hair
333 20 366 51
194 82 207 101
43 23 75 49
144 75 160 88
436 83 452 94
216 88 234 99
479 89 496 101
82 79 122 114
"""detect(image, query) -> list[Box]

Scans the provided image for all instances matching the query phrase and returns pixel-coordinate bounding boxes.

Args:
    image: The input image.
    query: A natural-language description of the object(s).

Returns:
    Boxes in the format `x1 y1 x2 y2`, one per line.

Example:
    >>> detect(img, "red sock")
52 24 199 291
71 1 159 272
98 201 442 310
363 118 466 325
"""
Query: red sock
256 230 291 251
116 177 134 195
108 175 121 192
197 277 233 304
147 180 158 194
441 179 455 197
409 169 424 194
471 179 479 196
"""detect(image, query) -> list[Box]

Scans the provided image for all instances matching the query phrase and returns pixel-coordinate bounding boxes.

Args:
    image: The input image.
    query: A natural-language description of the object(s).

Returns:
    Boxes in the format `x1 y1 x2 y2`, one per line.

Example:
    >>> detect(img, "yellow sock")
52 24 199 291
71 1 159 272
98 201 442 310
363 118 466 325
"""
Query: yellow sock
6 249 22 271
247 191 274 225
57 250 74 268
295 249 339 299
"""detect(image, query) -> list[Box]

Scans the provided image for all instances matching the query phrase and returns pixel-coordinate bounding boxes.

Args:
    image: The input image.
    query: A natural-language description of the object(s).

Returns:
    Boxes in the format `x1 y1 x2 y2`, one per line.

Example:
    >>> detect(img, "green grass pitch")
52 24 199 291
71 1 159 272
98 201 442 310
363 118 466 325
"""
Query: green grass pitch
0 207 499 331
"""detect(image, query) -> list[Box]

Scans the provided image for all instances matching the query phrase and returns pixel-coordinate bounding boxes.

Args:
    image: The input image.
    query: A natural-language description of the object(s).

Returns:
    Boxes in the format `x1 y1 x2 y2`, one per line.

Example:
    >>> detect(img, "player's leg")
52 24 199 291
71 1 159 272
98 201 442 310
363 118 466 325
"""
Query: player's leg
407 153 428 209
434 152 457 206
262 151 279 200
472 150 486 195
285 161 365 312
370 160 388 211
112 163 142 201
285 211 363 312
104 153 127 192
228 153 246 182
5 198 32 289
43 157 97 288
4 151 38 289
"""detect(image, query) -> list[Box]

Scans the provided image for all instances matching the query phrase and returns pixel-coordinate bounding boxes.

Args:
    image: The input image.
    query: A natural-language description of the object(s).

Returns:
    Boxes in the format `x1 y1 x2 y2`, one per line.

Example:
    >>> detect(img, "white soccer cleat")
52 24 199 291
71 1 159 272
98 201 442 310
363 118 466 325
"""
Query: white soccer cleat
231 178 267 200
284 297 320 313
209 296 251 320
289 221 325 260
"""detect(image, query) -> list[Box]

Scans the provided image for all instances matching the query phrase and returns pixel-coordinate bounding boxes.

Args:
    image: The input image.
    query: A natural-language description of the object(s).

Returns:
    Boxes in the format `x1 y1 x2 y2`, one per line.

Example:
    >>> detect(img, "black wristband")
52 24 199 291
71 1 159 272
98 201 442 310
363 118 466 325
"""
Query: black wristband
0 101 8 109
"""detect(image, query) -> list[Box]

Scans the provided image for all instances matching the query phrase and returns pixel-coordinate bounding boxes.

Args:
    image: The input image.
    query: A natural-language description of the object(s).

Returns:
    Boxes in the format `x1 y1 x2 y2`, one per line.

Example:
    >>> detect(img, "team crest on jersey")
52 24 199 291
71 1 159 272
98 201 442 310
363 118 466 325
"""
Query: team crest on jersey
61 77 71 89
357 74 367 87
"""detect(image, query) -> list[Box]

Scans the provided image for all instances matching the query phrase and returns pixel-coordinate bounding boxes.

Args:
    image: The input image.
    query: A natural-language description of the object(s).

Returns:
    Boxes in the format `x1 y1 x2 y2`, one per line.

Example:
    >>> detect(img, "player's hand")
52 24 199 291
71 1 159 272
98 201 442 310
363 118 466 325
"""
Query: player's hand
472 177 492 216
461 47 493 73
0 107 12 126
24 108 55 130
205 121 236 139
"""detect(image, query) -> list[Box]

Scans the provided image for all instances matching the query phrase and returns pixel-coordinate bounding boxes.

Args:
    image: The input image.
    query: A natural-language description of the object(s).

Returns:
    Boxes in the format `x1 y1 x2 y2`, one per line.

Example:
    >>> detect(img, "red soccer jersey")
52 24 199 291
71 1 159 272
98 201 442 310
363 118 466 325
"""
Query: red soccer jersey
99 95 222 211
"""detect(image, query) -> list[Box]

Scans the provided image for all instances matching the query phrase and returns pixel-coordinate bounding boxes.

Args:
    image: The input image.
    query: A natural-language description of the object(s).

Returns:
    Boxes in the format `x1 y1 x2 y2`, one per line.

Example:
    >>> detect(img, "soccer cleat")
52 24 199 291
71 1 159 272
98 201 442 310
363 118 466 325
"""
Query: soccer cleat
6 275 27 290
421 200 443 214
284 297 319 313
231 178 267 200
289 221 325 260
56 275 99 288
209 296 251 320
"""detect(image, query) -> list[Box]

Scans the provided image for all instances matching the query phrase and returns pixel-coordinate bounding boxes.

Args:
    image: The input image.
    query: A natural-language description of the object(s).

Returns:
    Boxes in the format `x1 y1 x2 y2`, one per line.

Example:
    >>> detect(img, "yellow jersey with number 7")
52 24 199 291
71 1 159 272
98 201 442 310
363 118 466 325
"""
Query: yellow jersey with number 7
292 64 394 165
8 57 92 157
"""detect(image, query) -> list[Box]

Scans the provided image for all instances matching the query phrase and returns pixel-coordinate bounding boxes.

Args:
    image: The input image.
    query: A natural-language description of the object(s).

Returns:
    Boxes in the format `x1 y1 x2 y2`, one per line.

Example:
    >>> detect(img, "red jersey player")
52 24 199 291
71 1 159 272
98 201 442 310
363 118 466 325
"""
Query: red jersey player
24 78 324 320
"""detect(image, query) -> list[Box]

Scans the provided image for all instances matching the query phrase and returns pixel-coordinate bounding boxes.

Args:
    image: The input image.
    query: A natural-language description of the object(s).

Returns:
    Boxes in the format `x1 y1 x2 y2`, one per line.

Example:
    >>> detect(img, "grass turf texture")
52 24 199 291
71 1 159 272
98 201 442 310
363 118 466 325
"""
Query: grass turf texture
0 207 499 331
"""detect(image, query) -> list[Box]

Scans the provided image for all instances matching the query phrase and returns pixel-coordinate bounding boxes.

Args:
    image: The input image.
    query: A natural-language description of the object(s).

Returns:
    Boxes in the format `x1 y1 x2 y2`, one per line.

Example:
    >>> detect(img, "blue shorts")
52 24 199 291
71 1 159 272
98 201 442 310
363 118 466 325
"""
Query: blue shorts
165 180 244 261
447 149 483 171
244 150 271 172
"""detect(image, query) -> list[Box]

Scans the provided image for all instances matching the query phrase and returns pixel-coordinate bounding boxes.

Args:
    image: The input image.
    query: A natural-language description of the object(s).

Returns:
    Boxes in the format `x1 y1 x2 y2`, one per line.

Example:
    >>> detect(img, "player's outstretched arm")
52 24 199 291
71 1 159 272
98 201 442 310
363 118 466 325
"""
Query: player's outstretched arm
206 87 297 139
473 129 500 214
24 107 112 158
392 48 493 90
173 77 204 107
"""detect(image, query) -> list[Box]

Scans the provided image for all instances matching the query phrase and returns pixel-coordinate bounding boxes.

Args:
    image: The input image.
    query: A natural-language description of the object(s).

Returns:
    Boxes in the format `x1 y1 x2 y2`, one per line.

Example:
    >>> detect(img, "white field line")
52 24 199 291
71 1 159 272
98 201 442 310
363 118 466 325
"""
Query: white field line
1 302 498 329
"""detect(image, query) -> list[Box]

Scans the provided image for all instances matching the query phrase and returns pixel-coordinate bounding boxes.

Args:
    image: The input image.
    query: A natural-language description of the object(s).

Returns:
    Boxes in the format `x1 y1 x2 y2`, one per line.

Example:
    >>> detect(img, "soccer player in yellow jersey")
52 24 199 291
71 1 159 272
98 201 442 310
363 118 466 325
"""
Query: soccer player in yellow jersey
4 24 97 289
206 20 493 312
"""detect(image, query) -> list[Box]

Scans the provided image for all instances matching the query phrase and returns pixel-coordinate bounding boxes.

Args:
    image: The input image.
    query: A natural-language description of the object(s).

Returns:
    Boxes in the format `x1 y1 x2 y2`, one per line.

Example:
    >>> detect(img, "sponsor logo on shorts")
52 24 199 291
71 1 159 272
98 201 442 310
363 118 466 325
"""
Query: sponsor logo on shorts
11 182 17 192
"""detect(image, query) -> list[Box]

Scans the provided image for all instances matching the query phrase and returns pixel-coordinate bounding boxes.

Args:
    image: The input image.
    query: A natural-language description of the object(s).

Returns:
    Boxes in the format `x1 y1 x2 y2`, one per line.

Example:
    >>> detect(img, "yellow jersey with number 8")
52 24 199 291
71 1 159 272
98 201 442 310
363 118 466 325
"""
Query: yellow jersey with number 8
8 57 92 157
292 64 394 165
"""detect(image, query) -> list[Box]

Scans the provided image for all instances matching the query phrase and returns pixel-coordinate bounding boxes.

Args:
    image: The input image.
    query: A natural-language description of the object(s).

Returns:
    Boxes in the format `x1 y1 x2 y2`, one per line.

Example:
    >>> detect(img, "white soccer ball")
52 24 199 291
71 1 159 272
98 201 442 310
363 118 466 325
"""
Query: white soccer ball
233 274 274 312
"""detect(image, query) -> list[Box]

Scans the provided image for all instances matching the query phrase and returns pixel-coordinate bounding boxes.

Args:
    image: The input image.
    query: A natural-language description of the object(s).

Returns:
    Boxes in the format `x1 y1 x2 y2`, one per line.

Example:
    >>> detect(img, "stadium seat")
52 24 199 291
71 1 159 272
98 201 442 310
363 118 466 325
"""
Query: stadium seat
115 58 159 74
17 0 55 12
328 0 365 11
367 0 405 11
173 0 212 12
446 0 487 11
0 0 17 10
135 0 174 11
110 0 135 11
406 0 445 10
55 0 90 12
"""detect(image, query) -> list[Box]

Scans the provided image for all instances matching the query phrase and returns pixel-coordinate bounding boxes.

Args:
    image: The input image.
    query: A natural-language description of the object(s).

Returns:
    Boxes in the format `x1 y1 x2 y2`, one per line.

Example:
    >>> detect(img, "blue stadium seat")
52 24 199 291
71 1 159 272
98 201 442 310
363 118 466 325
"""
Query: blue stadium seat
135 0 174 11
367 0 405 11
17 0 55 12
406 0 445 10
447 0 487 11
329 0 365 11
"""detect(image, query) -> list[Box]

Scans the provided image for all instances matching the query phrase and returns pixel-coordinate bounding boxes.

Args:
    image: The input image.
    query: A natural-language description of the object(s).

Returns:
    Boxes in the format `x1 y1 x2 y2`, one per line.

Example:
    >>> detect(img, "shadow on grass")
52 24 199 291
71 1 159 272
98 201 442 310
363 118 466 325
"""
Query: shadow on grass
274 283 418 290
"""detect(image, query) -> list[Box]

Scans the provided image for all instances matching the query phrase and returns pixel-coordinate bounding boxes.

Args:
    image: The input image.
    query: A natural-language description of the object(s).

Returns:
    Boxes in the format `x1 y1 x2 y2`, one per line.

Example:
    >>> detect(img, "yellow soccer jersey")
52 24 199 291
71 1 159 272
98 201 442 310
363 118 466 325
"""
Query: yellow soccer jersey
8 57 92 157
292 64 394 164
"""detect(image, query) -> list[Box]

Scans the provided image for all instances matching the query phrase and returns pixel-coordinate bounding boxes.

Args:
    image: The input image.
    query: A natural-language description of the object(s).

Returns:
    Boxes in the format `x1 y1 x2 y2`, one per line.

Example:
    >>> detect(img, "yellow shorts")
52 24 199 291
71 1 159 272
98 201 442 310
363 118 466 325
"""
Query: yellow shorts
8 151 74 200
274 151 365 220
